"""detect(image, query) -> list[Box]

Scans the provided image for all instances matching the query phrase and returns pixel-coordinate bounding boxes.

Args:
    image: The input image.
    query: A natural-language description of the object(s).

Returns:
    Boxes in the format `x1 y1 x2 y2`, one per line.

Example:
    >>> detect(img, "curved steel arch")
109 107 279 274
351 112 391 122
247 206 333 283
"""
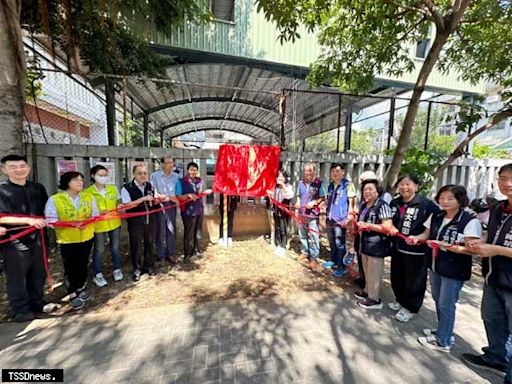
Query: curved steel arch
136 97 278 118
166 122 276 141
169 127 269 141
161 117 278 137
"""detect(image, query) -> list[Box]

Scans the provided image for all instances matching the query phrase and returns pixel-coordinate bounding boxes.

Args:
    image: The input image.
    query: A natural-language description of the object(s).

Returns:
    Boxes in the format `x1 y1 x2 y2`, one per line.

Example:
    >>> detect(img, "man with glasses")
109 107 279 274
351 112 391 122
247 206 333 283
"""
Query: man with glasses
121 164 157 281
150 157 181 264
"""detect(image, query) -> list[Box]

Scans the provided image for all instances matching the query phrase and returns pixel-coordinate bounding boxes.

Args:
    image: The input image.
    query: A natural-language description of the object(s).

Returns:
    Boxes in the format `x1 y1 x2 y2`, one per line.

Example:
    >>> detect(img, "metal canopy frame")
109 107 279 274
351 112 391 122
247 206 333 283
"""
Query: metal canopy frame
86 62 411 146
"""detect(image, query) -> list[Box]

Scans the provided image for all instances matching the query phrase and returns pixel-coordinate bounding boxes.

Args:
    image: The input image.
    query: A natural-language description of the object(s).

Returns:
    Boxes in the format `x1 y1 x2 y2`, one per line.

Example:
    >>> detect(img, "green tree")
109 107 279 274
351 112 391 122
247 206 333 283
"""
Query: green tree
256 0 512 189
0 0 209 154
401 104 456 156
471 141 511 160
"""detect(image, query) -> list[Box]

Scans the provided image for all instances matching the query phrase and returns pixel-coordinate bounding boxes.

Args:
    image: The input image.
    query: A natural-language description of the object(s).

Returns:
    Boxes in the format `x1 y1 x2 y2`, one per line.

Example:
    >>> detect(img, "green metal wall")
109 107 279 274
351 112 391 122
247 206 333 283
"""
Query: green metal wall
135 0 485 95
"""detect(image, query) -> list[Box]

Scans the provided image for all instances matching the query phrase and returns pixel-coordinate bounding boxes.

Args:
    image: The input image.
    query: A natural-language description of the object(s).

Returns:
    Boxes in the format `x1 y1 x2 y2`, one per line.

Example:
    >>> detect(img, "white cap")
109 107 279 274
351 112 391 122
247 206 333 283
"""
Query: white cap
359 171 377 183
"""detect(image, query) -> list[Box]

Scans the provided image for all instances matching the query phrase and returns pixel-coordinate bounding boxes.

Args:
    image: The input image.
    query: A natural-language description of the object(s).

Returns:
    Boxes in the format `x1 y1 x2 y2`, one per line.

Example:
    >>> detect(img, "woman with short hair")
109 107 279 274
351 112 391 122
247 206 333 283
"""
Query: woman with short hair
389 174 440 323
354 179 394 310
45 171 99 310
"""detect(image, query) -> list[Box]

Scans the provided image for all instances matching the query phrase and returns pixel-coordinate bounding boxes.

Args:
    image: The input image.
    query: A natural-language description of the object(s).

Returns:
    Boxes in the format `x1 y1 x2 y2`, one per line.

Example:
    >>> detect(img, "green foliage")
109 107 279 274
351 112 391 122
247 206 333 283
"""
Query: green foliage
400 147 446 194
256 0 512 92
20 0 210 75
25 67 44 101
472 141 511 160
350 127 383 155
402 104 456 156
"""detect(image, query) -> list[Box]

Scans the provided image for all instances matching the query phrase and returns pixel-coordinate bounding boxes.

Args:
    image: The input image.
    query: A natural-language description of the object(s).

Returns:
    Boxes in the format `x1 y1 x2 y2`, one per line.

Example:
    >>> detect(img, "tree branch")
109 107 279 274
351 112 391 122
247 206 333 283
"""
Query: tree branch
421 0 446 30
390 1 432 19
433 109 512 179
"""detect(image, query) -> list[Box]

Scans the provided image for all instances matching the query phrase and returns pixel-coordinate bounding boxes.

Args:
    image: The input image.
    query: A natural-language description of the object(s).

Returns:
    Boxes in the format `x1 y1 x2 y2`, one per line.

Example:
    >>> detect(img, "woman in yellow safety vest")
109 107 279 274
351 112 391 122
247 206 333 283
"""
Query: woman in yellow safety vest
85 165 123 287
45 171 98 311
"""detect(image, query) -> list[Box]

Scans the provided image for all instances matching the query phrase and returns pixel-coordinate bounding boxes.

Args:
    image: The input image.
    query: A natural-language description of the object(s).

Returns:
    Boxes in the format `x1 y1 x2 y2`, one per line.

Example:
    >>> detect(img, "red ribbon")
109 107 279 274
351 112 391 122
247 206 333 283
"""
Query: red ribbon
0 193 206 288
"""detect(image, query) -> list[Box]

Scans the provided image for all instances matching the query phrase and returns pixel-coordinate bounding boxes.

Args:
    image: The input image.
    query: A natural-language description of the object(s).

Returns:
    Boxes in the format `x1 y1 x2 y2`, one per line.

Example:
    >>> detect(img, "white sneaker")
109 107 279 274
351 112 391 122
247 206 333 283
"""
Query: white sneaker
227 237 233 246
92 273 108 287
113 269 123 282
418 335 451 352
218 238 227 247
276 247 286 257
395 307 414 323
388 301 401 311
422 328 437 336
42 303 62 313
422 328 455 343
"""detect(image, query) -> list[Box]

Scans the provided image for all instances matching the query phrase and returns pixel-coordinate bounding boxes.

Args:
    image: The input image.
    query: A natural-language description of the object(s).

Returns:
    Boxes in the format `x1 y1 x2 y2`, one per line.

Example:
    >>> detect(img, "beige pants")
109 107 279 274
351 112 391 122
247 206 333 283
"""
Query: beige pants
361 254 385 301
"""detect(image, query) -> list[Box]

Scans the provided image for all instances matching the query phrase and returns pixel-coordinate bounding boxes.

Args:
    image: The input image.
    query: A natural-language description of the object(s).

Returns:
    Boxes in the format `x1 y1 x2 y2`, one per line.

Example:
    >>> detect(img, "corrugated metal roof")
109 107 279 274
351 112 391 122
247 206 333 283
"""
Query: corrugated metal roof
123 63 404 144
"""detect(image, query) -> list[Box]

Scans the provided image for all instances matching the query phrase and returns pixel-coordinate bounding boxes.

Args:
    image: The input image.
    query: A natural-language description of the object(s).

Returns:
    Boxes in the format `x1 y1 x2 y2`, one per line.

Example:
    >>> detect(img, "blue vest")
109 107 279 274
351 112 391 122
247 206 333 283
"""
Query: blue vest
326 179 349 222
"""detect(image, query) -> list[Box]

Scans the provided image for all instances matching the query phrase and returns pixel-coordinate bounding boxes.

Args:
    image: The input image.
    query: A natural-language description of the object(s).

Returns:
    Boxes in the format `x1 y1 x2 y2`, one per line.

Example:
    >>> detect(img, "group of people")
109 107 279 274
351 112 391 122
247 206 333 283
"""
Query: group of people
2 153 512 383
0 155 214 316
268 161 512 383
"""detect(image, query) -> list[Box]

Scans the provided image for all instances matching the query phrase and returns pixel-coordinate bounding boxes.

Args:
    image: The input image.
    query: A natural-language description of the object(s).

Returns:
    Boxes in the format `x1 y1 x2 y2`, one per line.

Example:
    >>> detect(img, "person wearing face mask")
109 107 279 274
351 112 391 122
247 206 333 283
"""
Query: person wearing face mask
407 185 481 352
45 171 99 311
84 165 123 287
388 174 440 323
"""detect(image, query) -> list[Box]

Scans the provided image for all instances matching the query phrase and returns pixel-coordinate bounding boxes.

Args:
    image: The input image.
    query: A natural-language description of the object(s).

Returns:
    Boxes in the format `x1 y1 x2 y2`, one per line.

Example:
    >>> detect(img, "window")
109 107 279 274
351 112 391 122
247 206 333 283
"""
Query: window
415 39 430 59
415 26 432 59
206 159 215 176
491 120 507 131
211 0 234 22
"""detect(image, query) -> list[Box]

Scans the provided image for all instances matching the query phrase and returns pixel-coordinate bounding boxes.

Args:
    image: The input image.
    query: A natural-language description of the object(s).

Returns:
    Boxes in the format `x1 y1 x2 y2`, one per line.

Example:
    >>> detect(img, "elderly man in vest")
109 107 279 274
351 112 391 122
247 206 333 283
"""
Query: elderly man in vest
121 164 157 282
295 163 325 265
150 156 181 264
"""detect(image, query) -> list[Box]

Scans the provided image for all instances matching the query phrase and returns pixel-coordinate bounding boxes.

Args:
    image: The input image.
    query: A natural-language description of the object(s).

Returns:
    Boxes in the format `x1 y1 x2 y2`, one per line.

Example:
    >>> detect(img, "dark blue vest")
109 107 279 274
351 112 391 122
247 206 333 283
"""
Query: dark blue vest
430 209 474 281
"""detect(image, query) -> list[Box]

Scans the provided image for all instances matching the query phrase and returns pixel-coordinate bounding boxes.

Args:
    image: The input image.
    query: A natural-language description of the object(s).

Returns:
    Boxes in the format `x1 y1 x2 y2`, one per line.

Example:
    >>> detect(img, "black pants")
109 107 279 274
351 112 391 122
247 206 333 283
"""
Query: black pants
274 212 289 248
182 215 203 257
391 250 429 313
128 221 155 271
2 244 46 316
219 208 235 238
61 239 93 295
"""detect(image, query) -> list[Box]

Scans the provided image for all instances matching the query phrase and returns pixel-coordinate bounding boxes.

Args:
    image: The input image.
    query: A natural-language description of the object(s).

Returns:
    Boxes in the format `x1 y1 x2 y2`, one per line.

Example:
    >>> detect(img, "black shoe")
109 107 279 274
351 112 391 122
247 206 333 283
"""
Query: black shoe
461 353 507 376
142 268 156 276
183 256 191 264
132 269 141 282
13 311 35 323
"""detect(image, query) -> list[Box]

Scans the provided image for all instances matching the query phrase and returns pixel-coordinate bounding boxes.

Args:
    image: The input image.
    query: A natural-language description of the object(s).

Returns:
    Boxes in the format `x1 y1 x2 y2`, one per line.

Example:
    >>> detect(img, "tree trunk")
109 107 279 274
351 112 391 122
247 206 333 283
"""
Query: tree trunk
433 109 512 179
384 31 450 190
105 77 117 145
0 0 25 156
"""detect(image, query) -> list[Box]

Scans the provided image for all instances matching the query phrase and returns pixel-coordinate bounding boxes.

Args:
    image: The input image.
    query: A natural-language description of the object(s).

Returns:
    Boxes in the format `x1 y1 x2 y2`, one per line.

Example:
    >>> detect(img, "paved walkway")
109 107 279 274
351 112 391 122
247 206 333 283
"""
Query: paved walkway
0 278 502 384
